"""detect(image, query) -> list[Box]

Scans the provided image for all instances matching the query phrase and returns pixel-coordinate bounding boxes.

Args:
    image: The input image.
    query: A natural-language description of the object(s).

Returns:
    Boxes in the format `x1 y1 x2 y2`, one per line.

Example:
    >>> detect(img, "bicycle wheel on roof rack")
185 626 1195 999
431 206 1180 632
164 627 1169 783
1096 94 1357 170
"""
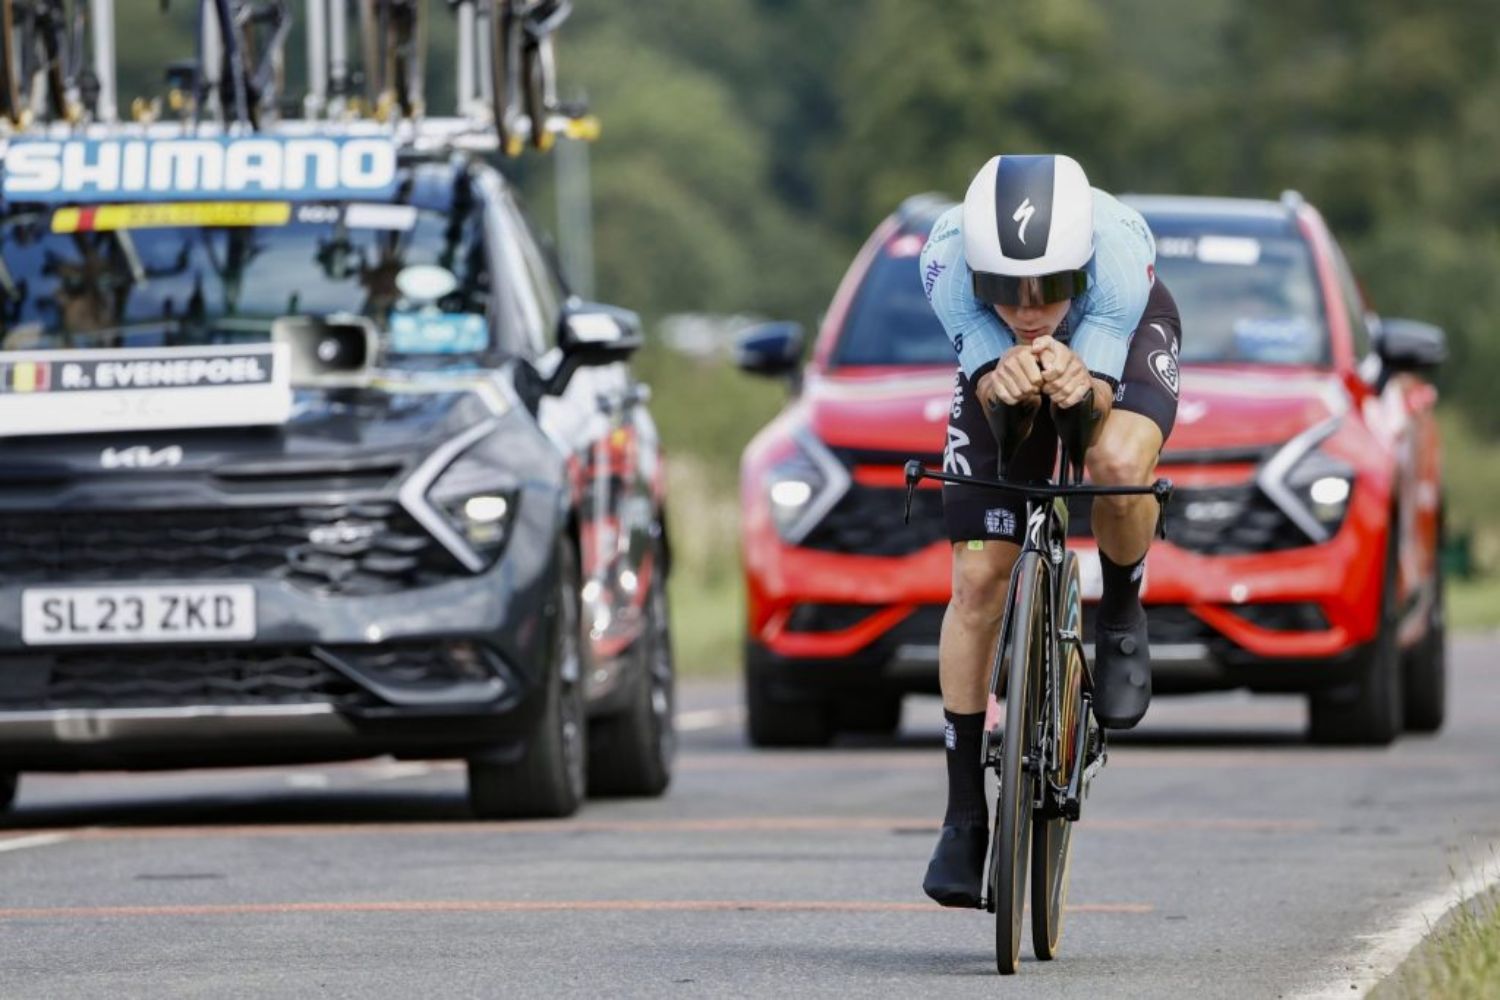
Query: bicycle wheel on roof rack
391 0 424 119
486 0 519 151
35 0 70 121
520 0 568 150
0 0 23 125
520 31 547 149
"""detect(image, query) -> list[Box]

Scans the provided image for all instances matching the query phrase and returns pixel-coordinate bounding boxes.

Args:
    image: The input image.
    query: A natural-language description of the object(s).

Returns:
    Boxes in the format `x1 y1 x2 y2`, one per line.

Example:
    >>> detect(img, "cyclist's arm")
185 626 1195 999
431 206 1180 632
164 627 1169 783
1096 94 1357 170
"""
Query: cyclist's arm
1069 193 1156 385
920 207 1013 380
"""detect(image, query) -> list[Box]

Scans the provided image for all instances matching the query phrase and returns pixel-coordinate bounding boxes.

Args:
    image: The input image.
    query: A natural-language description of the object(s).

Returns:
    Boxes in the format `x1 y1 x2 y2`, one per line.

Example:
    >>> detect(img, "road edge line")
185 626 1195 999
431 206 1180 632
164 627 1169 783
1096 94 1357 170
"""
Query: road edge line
1291 852 1500 998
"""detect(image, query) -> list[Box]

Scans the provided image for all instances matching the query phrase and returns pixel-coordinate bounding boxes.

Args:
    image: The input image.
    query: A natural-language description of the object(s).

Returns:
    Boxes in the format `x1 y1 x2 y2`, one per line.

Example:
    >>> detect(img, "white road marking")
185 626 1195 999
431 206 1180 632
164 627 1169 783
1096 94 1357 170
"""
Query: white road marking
1292 854 1500 998
674 707 743 732
0 834 69 854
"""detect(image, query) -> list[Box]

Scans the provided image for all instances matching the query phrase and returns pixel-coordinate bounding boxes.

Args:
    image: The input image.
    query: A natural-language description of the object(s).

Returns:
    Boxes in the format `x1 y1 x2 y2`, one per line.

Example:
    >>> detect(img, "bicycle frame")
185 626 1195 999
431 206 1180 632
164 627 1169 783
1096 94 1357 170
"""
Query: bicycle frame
903 459 1171 812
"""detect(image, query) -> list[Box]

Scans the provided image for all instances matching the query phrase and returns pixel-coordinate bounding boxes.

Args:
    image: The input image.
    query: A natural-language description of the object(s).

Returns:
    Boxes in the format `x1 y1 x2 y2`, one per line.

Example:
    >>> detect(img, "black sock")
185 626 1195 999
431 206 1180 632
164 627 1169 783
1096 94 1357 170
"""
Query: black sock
1099 551 1146 625
942 709 987 828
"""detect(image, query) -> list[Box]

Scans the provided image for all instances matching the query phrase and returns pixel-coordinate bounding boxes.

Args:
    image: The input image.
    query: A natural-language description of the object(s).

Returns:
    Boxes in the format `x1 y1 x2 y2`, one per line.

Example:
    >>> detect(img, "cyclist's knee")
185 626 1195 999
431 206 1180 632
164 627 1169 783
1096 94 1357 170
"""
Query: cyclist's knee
949 544 1018 628
1086 435 1155 488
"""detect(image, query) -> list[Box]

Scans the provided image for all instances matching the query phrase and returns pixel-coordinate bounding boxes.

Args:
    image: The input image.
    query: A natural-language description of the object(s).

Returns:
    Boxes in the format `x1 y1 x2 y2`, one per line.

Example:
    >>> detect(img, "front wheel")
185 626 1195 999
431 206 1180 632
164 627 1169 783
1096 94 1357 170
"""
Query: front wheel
1309 531 1403 746
993 551 1047 975
468 536 588 818
1033 552 1083 960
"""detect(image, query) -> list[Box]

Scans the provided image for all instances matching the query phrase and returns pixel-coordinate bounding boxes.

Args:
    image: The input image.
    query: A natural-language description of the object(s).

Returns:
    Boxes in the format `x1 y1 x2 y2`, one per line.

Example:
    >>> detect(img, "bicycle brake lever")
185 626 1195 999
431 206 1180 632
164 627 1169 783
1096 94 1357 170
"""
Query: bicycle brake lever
1153 479 1173 540
902 460 923 524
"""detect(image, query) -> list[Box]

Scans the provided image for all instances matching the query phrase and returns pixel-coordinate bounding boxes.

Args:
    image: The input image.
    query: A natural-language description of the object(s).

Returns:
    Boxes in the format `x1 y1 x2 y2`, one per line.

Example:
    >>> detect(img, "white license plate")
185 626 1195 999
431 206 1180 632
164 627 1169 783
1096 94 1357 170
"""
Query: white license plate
22 585 256 645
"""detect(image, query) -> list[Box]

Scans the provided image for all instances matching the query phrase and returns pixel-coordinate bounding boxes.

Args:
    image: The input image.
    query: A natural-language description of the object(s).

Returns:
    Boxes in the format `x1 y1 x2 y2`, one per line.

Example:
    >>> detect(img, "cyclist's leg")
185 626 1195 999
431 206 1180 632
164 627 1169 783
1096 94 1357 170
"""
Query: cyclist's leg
925 367 1054 906
1085 279 1181 727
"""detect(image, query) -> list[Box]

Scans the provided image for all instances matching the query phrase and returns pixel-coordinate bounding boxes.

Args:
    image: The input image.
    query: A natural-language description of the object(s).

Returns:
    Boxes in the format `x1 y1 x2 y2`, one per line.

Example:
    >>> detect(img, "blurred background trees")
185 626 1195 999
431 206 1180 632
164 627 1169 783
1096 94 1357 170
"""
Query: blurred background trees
112 0 1500 431
109 1 1500 656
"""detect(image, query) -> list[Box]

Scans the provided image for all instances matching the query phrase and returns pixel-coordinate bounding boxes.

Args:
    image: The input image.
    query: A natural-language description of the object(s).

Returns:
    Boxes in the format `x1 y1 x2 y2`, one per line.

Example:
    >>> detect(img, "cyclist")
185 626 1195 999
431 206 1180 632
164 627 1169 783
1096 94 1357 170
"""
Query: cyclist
918 154 1181 906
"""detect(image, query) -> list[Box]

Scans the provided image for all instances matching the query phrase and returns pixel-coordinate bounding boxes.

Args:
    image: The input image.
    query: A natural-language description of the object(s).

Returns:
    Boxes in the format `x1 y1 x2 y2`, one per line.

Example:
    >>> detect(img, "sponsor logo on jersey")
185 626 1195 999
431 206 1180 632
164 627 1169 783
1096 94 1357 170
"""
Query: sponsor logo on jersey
1149 349 1180 396
943 424 972 476
984 507 1017 537
3 136 398 204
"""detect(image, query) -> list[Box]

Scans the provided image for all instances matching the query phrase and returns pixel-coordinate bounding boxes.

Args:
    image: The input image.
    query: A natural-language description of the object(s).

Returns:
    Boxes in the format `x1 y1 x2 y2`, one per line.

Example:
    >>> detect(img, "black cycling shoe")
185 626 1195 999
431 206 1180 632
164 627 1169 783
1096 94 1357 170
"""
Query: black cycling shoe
922 824 988 907
1093 611 1152 729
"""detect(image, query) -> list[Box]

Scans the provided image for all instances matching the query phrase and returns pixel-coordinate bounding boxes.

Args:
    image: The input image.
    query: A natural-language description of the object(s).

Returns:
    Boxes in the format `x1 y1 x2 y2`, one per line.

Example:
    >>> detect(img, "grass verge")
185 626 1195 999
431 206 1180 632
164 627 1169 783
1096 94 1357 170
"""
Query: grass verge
1450 575 1500 632
1373 883 1500 1000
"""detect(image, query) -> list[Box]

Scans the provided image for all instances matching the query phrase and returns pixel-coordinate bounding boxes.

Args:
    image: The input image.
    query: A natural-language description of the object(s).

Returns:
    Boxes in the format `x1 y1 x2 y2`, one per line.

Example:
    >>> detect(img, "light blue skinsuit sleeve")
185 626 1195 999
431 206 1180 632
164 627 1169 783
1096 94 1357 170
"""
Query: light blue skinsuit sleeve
919 206 1013 378
1069 191 1158 383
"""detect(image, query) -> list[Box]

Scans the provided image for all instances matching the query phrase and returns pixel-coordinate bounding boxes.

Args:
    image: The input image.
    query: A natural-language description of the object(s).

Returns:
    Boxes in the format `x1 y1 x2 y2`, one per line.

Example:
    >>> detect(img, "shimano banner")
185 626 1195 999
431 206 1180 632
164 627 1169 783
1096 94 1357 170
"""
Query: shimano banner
1 136 399 204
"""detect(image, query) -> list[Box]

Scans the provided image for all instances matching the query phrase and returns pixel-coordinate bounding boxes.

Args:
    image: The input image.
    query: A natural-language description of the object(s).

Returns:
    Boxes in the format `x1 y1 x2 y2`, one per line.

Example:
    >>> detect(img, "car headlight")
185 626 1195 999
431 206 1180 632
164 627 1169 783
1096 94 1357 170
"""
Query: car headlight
1288 450 1355 529
1258 418 1354 544
765 429 849 544
426 455 519 566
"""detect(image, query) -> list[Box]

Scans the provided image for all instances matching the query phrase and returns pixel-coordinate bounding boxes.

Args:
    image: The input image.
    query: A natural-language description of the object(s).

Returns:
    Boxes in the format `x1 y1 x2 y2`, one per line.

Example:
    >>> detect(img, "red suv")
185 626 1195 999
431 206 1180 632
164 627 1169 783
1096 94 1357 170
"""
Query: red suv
737 192 1445 747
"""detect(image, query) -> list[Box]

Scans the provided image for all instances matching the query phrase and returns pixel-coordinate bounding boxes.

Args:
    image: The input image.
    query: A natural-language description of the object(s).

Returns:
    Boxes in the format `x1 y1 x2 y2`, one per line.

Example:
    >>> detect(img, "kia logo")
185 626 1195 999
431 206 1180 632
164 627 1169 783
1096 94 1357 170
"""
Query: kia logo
309 522 378 547
100 445 184 469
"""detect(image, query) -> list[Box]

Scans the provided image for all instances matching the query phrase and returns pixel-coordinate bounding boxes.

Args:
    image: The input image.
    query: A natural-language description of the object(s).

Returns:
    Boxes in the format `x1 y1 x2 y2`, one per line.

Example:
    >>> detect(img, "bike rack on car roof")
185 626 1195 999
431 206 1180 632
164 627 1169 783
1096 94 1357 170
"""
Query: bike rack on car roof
0 0 596 159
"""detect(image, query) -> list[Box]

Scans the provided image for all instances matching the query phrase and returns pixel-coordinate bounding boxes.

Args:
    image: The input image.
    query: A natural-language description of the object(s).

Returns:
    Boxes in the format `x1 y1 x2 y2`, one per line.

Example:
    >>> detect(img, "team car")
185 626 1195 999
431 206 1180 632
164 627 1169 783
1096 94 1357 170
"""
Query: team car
0 126 676 819
738 191 1445 747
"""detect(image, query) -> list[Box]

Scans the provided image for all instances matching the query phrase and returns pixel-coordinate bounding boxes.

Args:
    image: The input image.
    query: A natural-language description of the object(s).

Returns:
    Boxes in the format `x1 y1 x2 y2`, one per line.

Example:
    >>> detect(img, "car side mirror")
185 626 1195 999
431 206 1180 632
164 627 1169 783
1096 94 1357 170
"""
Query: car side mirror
547 302 644 394
1376 318 1447 376
734 321 805 378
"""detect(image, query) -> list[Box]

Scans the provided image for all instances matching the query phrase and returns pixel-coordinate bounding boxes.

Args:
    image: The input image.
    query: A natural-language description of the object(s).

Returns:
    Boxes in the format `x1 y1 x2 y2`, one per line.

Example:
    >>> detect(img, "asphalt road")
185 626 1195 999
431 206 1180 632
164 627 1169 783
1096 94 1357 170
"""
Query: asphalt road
2 637 1499 999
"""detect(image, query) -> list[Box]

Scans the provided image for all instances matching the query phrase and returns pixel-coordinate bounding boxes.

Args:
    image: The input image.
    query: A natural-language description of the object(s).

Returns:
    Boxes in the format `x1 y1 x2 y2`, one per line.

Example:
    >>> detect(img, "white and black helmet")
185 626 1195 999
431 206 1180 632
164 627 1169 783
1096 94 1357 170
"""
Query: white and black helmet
962 154 1094 307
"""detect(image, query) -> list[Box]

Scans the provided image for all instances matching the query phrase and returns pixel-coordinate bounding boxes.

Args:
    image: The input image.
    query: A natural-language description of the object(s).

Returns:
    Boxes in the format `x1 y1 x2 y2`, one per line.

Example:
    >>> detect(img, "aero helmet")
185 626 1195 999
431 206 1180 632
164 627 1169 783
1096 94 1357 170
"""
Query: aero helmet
962 154 1094 307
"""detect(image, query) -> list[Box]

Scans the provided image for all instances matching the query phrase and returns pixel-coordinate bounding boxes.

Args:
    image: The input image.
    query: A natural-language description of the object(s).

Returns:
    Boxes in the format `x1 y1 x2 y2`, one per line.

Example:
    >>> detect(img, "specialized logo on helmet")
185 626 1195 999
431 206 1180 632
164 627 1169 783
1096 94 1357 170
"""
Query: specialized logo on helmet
1149 350 1180 397
1012 198 1037 245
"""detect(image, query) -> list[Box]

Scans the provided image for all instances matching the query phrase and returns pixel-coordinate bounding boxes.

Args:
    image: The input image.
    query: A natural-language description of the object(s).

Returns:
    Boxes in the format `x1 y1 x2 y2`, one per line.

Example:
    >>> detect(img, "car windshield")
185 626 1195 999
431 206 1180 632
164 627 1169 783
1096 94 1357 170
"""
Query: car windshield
831 248 955 367
0 200 493 365
1148 227 1329 366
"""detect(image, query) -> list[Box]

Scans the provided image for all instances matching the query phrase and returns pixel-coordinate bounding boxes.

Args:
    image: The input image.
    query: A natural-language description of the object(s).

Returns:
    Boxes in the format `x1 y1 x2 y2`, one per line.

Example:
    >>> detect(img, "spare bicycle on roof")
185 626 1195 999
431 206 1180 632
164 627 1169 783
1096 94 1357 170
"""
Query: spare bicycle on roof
0 0 595 155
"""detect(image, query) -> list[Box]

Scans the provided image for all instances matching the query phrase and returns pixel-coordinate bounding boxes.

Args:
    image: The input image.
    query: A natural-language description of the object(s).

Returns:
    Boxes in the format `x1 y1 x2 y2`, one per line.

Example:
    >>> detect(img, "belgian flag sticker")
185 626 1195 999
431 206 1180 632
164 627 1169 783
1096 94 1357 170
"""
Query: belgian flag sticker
1 361 52 393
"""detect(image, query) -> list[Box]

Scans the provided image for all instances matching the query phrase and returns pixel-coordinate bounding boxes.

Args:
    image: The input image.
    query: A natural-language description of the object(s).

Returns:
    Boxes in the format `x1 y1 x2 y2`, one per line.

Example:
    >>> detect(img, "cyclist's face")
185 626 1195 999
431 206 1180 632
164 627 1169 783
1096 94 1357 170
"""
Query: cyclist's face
993 299 1071 342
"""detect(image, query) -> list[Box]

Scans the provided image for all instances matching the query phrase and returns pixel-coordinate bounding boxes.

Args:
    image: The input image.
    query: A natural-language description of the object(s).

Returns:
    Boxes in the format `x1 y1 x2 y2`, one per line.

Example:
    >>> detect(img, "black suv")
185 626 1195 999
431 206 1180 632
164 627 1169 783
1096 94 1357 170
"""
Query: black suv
0 138 674 817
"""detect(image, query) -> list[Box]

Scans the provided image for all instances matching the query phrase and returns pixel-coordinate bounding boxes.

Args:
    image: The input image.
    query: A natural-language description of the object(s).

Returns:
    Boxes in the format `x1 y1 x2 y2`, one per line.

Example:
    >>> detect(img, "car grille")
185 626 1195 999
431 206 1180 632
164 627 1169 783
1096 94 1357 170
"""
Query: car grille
801 484 946 556
0 648 370 710
1068 484 1308 555
0 503 468 595
801 448 947 557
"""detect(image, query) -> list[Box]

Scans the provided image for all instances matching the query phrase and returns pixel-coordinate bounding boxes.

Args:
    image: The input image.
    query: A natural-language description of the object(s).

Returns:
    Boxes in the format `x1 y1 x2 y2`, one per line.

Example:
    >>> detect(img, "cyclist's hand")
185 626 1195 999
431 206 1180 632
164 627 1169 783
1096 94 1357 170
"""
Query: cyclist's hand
982 345 1044 406
1032 337 1092 409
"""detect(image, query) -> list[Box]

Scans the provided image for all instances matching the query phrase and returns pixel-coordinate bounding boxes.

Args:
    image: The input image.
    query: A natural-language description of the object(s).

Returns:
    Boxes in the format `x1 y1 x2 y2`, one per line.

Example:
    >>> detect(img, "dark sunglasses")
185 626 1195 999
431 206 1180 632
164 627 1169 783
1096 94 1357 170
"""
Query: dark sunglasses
971 269 1089 307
